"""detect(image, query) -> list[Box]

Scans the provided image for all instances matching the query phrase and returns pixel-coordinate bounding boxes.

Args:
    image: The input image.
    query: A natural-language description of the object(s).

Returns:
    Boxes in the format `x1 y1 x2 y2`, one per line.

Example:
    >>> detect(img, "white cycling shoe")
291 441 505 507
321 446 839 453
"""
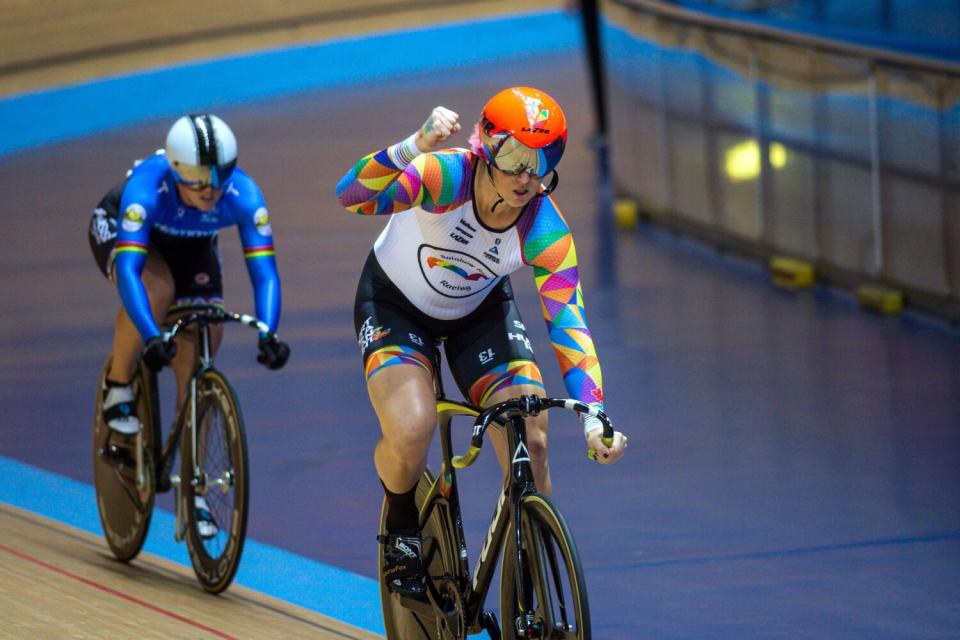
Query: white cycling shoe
102 383 142 435
194 496 219 539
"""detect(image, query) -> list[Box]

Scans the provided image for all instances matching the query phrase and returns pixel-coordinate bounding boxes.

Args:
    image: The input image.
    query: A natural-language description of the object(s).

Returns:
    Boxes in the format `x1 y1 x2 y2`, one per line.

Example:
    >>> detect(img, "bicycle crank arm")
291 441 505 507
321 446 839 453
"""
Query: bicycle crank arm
477 610 502 640
135 431 145 490
170 474 185 542
396 593 436 619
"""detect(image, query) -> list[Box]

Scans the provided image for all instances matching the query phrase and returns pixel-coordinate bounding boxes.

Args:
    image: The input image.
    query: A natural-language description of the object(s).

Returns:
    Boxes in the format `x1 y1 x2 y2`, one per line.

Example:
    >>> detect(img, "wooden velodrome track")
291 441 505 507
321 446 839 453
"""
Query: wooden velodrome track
0 503 378 639
0 2 560 638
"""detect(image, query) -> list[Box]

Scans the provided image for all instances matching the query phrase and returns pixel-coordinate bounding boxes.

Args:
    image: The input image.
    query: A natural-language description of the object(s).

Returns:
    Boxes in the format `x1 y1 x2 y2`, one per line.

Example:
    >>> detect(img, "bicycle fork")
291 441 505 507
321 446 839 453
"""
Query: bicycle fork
172 376 199 542
507 416 543 638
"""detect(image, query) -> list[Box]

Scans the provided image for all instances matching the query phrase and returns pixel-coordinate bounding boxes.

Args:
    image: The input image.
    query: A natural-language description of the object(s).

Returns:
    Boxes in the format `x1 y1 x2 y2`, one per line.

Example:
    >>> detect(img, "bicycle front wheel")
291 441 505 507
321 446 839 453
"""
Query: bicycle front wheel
500 494 591 640
92 357 159 562
180 368 249 593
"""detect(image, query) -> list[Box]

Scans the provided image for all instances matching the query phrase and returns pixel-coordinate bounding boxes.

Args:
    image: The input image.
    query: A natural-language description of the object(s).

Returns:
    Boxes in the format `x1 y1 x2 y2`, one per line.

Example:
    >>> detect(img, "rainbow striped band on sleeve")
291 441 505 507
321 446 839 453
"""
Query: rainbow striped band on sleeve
114 240 148 256
243 245 275 259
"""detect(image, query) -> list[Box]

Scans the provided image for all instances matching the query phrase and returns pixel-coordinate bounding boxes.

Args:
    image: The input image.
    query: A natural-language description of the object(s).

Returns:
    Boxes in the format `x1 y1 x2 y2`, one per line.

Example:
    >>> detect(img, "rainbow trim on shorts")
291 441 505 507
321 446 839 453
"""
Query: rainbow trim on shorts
468 360 544 407
364 345 434 381
169 297 225 312
244 244 275 259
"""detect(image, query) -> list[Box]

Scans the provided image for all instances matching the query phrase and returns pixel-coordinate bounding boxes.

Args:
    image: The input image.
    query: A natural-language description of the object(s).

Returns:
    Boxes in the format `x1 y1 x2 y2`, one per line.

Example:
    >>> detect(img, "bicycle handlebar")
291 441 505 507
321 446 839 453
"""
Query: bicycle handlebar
451 395 616 469
165 304 277 342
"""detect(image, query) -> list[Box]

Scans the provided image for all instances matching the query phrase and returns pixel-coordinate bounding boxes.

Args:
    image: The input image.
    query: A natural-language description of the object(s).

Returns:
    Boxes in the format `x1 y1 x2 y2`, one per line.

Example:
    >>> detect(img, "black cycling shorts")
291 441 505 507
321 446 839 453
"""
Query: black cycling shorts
88 180 224 305
354 250 541 402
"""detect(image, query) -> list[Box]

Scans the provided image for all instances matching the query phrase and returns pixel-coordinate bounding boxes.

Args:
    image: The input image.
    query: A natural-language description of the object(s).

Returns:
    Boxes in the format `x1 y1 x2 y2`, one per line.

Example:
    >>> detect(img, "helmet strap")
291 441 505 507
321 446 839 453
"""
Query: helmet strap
485 162 506 212
537 170 559 197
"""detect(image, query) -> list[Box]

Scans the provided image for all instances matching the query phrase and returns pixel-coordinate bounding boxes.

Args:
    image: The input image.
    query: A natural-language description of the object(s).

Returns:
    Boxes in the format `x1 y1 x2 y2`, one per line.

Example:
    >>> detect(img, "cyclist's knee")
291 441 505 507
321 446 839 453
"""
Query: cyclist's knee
381 409 435 458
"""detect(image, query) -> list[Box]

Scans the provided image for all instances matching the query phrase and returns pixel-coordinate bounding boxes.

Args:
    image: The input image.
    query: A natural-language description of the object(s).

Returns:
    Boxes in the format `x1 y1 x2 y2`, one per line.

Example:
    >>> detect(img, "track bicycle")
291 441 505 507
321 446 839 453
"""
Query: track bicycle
378 364 616 639
92 304 276 593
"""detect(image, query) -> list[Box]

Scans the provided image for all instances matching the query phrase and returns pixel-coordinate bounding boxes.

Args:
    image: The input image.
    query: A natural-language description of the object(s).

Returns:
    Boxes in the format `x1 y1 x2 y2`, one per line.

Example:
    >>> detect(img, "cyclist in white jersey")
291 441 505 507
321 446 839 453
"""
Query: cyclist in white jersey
336 87 627 596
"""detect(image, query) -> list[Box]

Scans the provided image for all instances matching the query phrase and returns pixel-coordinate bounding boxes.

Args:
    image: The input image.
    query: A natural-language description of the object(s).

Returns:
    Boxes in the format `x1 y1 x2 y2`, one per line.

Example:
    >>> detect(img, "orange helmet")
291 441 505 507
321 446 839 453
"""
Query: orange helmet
476 87 567 177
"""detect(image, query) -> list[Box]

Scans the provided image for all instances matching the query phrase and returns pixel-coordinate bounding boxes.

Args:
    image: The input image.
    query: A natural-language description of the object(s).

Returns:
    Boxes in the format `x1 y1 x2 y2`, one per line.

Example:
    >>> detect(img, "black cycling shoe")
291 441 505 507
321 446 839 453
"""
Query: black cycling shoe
378 531 426 597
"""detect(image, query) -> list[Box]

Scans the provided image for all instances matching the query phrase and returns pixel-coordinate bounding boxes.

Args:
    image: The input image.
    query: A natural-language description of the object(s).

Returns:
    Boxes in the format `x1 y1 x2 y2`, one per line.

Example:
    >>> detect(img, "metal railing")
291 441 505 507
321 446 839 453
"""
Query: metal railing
605 0 960 322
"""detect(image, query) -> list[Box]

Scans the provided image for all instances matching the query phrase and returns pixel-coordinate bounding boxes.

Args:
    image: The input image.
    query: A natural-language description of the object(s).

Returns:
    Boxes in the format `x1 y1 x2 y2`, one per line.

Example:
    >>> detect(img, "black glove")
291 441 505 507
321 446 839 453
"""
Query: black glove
257 335 290 370
143 334 177 371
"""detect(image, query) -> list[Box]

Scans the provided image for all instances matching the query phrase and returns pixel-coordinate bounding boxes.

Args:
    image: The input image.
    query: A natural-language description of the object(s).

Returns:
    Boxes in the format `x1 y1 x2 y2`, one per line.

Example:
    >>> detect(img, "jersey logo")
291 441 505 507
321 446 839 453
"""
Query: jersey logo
483 238 502 264
253 207 272 237
121 204 146 232
450 219 476 246
427 256 488 281
419 245 499 300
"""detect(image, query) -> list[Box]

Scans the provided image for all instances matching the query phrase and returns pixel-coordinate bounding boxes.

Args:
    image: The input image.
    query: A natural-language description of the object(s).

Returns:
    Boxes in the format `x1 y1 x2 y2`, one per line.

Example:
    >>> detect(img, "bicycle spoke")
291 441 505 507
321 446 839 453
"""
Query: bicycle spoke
198 403 233 554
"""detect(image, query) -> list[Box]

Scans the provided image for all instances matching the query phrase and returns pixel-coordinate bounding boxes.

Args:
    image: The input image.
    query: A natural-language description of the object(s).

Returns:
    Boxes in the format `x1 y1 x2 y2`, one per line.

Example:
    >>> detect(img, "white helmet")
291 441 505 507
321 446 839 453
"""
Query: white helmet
164 113 237 189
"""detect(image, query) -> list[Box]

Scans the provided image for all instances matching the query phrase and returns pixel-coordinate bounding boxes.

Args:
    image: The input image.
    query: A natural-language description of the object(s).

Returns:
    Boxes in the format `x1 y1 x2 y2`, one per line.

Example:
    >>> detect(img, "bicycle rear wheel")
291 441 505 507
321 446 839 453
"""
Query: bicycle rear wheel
180 368 249 593
379 469 465 639
500 494 591 639
92 356 160 562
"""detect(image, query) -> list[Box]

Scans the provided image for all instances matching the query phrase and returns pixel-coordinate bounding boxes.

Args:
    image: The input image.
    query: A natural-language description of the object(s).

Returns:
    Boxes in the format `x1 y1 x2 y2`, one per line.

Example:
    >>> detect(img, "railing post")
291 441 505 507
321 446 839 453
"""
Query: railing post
868 68 885 276
751 49 769 242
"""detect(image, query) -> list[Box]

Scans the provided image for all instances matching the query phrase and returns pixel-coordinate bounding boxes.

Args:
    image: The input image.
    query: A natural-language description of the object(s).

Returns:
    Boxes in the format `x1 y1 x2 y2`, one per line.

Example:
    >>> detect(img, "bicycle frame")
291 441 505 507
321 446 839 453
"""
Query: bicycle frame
138 307 267 540
409 397 541 636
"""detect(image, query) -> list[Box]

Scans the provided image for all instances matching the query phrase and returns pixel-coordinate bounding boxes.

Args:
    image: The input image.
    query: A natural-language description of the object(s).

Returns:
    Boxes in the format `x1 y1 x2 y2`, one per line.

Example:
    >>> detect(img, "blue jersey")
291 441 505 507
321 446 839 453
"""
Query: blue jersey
113 152 281 340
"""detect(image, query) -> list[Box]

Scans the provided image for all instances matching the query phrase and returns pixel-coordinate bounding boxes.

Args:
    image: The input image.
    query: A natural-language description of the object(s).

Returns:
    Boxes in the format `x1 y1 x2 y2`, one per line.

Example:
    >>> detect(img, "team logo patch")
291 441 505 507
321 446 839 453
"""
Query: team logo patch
358 316 392 351
90 207 114 244
253 207 272 237
418 245 498 299
121 204 146 232
194 272 211 285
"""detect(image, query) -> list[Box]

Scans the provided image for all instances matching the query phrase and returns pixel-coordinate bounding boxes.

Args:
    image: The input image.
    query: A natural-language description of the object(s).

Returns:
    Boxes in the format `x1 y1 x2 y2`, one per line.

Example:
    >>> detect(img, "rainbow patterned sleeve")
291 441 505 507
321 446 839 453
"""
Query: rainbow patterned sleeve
518 198 605 409
335 147 473 215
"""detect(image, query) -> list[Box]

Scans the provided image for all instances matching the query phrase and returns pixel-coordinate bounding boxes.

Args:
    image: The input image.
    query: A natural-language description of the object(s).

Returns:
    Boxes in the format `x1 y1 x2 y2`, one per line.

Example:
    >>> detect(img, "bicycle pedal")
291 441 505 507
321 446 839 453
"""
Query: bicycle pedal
99 444 135 469
480 611 502 640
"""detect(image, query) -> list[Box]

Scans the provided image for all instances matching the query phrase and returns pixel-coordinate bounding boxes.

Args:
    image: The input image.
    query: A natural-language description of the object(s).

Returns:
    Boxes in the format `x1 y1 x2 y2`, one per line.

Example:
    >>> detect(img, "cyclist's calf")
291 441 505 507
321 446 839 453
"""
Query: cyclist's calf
370 365 438 492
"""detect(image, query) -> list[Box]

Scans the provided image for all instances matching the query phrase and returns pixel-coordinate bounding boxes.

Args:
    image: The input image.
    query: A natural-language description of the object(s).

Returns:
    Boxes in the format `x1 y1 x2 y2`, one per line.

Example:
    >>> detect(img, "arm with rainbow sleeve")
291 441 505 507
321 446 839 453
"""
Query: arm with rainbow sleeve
113 200 162 341
519 198 605 420
335 143 473 215
237 207 281 333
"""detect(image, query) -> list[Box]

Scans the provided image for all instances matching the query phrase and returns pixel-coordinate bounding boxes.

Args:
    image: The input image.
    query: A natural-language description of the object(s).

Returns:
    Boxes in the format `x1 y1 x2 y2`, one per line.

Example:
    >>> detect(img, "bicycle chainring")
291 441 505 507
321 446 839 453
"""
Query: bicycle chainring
435 579 466 640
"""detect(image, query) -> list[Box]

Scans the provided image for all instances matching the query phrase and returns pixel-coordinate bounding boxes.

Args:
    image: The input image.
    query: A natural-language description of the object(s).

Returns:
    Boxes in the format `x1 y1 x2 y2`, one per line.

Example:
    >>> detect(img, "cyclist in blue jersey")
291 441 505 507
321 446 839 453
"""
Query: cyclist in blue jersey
89 113 290 439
